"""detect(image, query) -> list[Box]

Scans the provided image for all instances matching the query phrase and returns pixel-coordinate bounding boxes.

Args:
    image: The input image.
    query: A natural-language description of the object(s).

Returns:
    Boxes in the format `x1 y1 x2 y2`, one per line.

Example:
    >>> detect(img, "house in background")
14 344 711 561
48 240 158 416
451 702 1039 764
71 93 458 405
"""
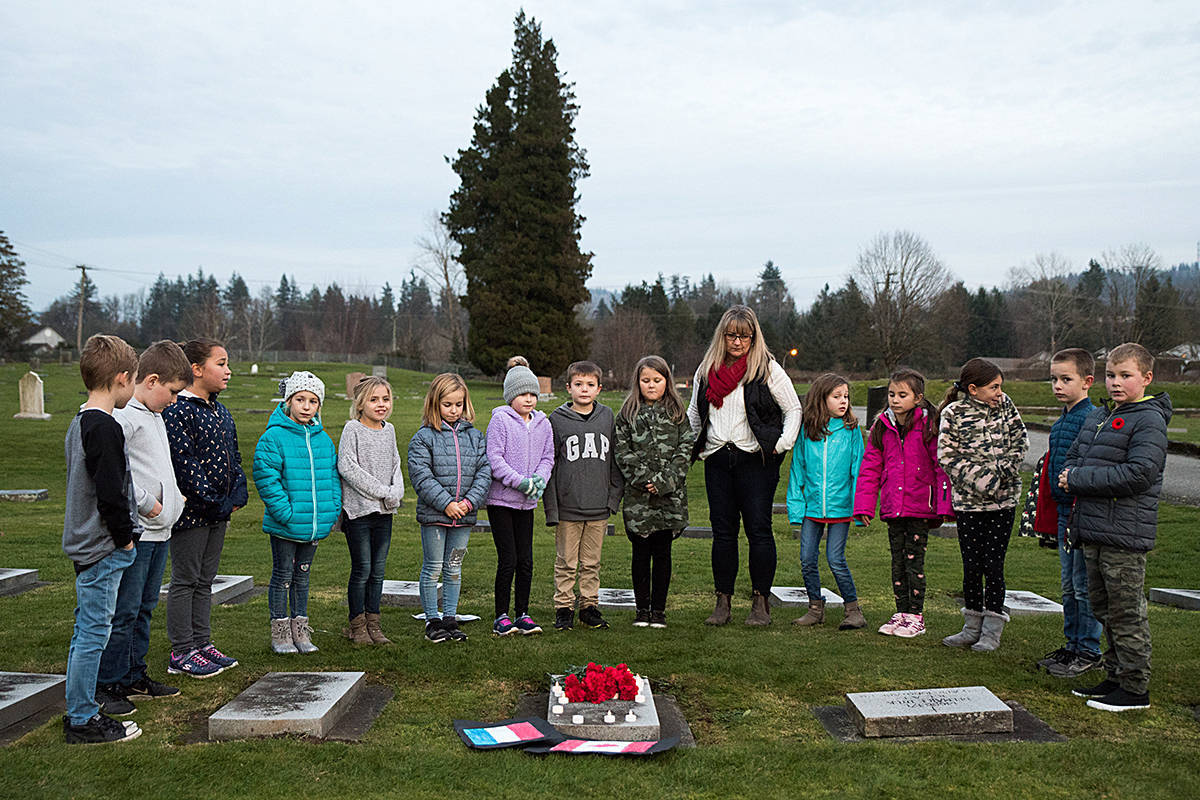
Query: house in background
22 326 66 353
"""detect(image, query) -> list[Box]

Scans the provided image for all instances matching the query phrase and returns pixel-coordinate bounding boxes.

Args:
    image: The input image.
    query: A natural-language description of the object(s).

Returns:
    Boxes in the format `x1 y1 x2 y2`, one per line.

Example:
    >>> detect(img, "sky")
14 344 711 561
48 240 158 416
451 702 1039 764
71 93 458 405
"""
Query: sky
3 1 1199 314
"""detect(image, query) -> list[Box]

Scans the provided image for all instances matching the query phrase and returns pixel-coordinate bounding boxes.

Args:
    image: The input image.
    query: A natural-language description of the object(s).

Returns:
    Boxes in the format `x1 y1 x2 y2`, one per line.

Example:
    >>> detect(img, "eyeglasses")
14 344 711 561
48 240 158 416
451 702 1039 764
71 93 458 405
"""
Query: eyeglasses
724 332 754 343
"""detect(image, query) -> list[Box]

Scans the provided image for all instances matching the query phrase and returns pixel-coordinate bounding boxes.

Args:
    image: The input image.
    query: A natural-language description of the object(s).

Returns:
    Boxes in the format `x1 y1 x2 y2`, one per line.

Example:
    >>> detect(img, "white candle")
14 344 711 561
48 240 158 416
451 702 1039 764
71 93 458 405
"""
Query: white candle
603 712 616 724
625 712 637 722
552 704 564 715
571 714 584 725
634 694 645 704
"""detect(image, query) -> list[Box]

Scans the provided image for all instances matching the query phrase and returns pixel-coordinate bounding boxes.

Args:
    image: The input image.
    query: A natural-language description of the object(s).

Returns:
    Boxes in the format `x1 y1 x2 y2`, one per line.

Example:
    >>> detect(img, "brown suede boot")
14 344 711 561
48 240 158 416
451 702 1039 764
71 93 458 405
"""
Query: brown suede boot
792 598 825 626
745 591 772 626
343 613 371 645
364 612 391 644
839 600 866 630
704 593 732 626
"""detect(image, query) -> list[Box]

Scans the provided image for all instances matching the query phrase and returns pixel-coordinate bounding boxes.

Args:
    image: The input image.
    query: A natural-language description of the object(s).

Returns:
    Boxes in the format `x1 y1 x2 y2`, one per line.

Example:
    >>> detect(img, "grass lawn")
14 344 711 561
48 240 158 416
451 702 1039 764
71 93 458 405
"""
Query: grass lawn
1 362 1198 799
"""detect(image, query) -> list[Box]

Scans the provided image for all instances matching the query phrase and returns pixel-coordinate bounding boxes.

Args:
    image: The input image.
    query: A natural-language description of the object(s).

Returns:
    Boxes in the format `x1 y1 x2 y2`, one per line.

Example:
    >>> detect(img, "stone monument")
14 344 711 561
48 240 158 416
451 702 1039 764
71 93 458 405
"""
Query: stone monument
209 672 365 740
845 686 1013 738
14 372 51 419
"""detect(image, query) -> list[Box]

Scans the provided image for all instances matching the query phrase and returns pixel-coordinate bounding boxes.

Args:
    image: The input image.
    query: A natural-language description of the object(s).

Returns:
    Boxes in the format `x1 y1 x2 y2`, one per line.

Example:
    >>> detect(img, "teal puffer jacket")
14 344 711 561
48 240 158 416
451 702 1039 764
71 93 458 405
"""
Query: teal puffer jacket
253 404 342 542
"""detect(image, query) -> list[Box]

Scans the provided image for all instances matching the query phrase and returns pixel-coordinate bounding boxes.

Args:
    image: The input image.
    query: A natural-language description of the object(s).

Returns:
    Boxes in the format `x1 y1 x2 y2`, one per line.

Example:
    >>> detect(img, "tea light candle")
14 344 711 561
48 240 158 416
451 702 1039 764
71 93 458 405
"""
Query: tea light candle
634 693 645 704
603 712 616 724
571 714 584 725
552 704 564 715
625 711 637 722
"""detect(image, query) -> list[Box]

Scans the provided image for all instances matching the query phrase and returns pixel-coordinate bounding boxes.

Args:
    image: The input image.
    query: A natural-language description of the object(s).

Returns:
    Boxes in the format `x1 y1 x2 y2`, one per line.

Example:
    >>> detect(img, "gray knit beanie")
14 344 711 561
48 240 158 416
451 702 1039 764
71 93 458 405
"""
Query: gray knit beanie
279 371 326 406
503 365 540 404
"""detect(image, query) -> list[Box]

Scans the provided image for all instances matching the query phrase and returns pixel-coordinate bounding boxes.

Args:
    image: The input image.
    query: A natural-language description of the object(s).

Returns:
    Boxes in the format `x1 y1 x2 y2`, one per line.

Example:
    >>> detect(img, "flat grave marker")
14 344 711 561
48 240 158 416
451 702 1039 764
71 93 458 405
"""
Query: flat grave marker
380 579 441 607
845 686 1013 738
209 671 365 740
768 586 844 608
679 526 713 539
0 568 39 595
0 489 48 502
1003 590 1063 616
0 672 65 731
547 674 660 742
1149 588 1200 610
161 574 253 605
598 588 637 609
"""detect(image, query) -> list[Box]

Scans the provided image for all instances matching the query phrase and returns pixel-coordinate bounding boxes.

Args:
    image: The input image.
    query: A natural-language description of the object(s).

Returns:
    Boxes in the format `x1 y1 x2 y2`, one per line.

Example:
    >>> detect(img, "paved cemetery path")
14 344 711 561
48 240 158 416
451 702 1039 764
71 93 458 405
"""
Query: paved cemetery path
852 407 1200 508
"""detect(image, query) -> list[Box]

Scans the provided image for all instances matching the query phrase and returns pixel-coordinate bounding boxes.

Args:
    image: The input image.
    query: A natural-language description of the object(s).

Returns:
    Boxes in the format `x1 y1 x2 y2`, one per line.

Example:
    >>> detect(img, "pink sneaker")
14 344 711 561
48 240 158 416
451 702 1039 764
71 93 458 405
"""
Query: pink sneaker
878 612 905 635
893 613 926 638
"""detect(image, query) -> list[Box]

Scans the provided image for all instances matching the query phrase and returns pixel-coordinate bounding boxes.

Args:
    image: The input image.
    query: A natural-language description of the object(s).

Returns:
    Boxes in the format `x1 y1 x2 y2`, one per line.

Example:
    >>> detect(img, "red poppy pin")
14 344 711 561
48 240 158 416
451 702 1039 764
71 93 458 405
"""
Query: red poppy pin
1112 417 1125 430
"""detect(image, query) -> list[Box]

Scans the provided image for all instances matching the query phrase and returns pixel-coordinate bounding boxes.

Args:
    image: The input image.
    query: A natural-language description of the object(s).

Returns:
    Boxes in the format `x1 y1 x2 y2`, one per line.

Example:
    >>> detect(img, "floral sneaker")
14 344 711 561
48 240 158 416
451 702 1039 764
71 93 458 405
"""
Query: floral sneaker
893 613 926 638
878 612 905 635
199 643 238 669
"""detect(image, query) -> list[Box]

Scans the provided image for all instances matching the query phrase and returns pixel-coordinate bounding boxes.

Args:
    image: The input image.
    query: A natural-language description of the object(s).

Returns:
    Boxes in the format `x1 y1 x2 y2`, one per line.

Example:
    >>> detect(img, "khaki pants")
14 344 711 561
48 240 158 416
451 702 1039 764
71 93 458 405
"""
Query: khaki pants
554 520 607 608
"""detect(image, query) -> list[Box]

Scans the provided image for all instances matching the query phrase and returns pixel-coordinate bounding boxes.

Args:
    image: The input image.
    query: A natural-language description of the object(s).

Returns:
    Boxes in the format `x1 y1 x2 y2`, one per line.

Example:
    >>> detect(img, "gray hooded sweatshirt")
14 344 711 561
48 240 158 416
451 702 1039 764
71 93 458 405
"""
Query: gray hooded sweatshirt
544 402 623 525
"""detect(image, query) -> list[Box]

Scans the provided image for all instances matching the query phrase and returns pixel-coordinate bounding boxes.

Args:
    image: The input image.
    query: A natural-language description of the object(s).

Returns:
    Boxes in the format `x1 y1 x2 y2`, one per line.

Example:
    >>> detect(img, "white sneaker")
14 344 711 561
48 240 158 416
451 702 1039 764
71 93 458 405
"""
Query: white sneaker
878 612 904 635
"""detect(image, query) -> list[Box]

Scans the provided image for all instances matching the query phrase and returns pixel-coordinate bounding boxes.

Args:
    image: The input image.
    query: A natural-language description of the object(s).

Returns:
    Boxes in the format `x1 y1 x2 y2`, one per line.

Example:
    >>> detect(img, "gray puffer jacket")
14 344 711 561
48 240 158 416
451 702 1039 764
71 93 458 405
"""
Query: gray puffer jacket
407 420 492 527
1064 393 1171 552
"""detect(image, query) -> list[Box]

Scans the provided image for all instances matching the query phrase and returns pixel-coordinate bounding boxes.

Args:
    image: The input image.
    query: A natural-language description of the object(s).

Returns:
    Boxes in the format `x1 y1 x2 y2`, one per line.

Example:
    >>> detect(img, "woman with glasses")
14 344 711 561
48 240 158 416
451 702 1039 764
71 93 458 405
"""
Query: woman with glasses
687 305 802 626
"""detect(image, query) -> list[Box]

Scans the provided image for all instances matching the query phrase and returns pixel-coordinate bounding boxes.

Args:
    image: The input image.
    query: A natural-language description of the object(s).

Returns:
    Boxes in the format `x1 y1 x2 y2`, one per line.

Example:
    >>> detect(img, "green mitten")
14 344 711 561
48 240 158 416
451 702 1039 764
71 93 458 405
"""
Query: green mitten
517 477 534 495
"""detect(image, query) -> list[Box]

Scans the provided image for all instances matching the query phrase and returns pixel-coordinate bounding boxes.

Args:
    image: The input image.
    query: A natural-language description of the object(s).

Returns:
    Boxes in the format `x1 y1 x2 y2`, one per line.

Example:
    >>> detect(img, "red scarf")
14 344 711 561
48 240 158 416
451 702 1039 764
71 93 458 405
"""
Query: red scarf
706 355 748 409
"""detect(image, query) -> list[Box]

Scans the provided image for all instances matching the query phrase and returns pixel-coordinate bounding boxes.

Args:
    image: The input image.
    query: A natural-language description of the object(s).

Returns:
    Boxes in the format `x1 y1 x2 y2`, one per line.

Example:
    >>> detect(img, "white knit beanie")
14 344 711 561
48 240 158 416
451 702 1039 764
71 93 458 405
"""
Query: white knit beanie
280 371 326 406
503 365 540 404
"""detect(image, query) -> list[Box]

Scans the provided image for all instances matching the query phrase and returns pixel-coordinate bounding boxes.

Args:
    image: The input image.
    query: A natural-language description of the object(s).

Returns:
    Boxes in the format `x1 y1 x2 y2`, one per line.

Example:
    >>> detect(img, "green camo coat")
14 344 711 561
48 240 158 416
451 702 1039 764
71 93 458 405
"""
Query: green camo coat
615 404 695 536
938 394 1029 512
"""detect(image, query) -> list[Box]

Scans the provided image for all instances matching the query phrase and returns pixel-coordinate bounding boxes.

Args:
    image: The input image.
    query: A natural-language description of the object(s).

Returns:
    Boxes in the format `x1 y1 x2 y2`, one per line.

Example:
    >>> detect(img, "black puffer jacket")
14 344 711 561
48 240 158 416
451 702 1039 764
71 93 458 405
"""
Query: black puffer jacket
1064 393 1171 552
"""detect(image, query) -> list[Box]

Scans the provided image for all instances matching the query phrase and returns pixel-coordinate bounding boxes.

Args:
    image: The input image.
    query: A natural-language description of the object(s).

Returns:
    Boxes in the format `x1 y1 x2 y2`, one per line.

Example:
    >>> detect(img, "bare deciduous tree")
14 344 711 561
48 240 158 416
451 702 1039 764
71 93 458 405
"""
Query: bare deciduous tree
853 230 953 371
414 213 466 359
1101 243 1162 343
246 286 278 358
590 308 661 388
1009 252 1077 355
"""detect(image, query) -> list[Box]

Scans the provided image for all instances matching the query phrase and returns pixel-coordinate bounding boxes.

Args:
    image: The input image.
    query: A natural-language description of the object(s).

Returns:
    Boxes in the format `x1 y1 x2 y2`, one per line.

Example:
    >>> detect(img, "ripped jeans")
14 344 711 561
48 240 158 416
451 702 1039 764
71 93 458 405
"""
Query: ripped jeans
269 536 318 619
420 525 471 620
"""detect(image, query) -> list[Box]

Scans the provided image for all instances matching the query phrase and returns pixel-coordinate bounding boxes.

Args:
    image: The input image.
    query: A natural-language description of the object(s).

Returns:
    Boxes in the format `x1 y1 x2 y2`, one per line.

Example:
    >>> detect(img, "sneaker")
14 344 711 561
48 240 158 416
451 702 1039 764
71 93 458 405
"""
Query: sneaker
632 609 651 628
64 713 142 744
1086 687 1150 712
877 612 905 635
1036 647 1074 670
442 618 468 642
513 614 543 635
424 618 451 643
123 676 180 699
1047 651 1103 679
554 607 574 631
1072 678 1120 698
492 614 516 636
167 649 223 679
649 611 667 629
199 643 239 669
892 613 926 638
578 605 610 629
95 684 136 716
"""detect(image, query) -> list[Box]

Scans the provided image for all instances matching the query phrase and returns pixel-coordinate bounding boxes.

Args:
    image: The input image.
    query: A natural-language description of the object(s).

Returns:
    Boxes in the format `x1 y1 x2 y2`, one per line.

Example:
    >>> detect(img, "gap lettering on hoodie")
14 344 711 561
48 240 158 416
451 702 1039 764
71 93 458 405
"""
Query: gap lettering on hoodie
564 432 609 462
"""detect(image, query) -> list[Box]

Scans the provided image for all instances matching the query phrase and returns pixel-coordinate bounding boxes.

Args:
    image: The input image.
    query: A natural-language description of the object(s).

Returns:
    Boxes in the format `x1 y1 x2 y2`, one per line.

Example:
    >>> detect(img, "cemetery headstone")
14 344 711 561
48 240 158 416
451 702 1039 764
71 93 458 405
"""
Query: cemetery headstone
679 526 713 539
598 588 638 609
250 363 259 375
14 372 51 420
380 579 441 607
161 575 253 605
768 586 844 608
845 686 1013 738
537 376 553 396
0 672 65 730
208 671 365 740
1003 590 1063 616
547 673 660 742
1149 588 1200 610
0 568 39 595
372 365 387 378
345 371 367 396
0 489 49 502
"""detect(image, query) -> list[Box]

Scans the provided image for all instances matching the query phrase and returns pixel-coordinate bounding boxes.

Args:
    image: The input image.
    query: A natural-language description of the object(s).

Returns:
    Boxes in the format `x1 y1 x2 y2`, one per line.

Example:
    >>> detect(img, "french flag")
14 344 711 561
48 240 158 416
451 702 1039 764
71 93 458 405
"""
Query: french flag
464 721 544 746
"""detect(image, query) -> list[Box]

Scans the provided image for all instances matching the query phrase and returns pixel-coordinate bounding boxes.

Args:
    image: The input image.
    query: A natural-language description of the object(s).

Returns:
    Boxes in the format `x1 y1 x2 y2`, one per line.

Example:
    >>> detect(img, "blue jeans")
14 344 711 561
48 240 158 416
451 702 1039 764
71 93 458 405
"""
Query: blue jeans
420 525 471 619
799 519 857 603
344 513 393 617
98 539 169 686
66 546 135 725
1059 503 1102 656
268 536 318 619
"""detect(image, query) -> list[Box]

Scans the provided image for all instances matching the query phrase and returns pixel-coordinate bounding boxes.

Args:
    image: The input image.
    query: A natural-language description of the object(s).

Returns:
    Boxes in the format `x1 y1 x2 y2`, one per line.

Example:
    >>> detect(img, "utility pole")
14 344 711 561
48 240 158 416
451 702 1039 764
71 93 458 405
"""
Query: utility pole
74 264 88 354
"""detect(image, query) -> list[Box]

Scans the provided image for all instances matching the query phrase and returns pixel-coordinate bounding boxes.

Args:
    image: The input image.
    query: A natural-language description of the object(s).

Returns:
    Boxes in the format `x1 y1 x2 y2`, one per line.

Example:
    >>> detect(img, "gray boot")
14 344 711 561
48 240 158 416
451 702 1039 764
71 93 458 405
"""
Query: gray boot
839 600 866 630
291 616 319 653
271 618 298 654
792 598 825 626
941 608 984 647
970 610 1010 652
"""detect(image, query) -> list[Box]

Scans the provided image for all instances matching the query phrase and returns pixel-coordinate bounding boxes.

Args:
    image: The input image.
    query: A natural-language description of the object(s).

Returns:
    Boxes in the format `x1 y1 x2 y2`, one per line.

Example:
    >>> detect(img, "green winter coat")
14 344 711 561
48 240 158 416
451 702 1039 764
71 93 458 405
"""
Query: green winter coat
615 404 695 536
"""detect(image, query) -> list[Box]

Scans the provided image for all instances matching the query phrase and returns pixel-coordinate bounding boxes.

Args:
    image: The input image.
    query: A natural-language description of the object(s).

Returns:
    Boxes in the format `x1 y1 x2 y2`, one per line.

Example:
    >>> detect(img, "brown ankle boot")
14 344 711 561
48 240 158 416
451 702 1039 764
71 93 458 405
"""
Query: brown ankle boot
792 598 825 626
745 591 772 626
704 593 732 626
839 600 866 630
364 612 391 644
343 613 371 644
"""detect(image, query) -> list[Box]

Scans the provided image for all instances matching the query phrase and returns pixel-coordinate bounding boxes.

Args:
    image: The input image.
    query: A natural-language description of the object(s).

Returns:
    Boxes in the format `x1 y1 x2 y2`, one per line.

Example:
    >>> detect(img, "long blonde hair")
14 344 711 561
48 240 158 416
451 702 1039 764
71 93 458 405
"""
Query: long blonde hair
350 376 393 421
697 305 774 383
422 373 475 428
619 355 686 424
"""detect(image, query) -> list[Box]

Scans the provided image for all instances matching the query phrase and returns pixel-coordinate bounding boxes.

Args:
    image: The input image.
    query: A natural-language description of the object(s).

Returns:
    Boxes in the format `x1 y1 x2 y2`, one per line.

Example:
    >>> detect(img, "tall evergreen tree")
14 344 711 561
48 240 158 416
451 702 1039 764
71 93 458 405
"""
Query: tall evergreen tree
444 11 592 376
0 232 34 350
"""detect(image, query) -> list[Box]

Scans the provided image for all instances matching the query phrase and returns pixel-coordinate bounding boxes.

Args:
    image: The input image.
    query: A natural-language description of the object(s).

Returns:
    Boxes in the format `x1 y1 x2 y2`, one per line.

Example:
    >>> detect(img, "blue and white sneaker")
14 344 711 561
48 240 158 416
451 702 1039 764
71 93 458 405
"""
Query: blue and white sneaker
199 643 238 669
513 614 542 635
166 649 223 679
492 614 516 636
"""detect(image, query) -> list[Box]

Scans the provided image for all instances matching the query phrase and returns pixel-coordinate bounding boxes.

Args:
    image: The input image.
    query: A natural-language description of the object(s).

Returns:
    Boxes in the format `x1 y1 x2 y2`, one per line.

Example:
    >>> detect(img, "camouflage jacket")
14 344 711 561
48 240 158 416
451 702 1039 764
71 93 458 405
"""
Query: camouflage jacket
938 394 1028 512
615 404 695 536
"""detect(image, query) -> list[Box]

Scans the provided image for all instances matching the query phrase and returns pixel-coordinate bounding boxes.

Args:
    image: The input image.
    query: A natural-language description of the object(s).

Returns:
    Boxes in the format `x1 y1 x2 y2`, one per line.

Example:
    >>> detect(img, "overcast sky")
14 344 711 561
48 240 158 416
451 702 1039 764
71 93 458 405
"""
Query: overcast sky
4 1 1198 314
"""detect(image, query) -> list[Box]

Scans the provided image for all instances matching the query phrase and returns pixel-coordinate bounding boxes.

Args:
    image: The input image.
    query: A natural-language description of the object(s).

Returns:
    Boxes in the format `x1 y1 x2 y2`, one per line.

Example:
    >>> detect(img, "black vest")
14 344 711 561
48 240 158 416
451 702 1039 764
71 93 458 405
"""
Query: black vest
691 373 784 468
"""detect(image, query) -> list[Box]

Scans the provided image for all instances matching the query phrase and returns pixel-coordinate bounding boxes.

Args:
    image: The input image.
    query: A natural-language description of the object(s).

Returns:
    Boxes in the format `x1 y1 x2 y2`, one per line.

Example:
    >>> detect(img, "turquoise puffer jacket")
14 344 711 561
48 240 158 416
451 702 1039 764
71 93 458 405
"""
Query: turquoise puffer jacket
253 404 342 543
787 418 864 522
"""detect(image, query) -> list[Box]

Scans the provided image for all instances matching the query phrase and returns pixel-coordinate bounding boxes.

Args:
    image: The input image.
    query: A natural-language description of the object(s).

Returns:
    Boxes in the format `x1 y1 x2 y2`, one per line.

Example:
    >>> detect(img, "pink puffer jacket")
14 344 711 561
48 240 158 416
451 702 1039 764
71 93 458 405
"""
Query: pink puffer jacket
853 407 953 521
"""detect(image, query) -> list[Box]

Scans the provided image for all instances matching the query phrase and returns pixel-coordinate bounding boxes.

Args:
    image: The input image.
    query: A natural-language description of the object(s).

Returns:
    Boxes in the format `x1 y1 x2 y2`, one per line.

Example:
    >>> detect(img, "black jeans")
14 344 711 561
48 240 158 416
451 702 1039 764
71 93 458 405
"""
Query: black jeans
705 445 780 596
957 509 1015 613
489 505 534 619
628 530 674 612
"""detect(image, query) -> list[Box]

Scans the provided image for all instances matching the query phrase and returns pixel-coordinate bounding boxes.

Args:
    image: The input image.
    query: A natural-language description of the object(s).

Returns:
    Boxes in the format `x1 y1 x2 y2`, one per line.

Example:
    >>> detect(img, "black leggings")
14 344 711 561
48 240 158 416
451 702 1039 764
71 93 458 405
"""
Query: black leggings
489 505 534 619
957 509 1015 613
628 530 674 612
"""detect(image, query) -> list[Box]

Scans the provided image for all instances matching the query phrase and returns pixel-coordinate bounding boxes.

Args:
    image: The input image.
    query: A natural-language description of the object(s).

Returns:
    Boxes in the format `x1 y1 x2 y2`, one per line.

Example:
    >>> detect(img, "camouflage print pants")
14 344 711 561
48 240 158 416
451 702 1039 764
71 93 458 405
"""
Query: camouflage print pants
1083 544 1151 694
887 518 929 614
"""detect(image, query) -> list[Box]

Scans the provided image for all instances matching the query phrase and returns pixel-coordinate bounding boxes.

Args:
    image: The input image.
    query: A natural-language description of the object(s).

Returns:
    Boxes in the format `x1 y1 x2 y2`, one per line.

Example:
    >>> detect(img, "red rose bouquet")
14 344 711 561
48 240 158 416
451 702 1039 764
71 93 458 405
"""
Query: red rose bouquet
562 663 640 704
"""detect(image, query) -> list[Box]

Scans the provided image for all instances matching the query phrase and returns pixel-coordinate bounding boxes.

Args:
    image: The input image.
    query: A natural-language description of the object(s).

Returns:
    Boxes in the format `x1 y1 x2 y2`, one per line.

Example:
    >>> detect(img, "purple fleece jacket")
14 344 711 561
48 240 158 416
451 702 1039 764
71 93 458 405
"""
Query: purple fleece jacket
485 404 555 510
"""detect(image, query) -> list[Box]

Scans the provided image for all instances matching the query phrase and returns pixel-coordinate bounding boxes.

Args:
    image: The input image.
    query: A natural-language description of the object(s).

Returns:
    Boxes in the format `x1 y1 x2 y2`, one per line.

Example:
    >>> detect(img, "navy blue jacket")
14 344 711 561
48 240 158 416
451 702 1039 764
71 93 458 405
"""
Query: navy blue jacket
1048 397 1095 505
163 391 249 530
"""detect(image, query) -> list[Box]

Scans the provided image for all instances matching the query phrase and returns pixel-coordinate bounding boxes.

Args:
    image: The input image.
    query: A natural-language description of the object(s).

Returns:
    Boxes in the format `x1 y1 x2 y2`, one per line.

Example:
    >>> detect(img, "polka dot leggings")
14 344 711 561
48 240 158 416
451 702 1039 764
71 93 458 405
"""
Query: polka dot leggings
956 509 1015 613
